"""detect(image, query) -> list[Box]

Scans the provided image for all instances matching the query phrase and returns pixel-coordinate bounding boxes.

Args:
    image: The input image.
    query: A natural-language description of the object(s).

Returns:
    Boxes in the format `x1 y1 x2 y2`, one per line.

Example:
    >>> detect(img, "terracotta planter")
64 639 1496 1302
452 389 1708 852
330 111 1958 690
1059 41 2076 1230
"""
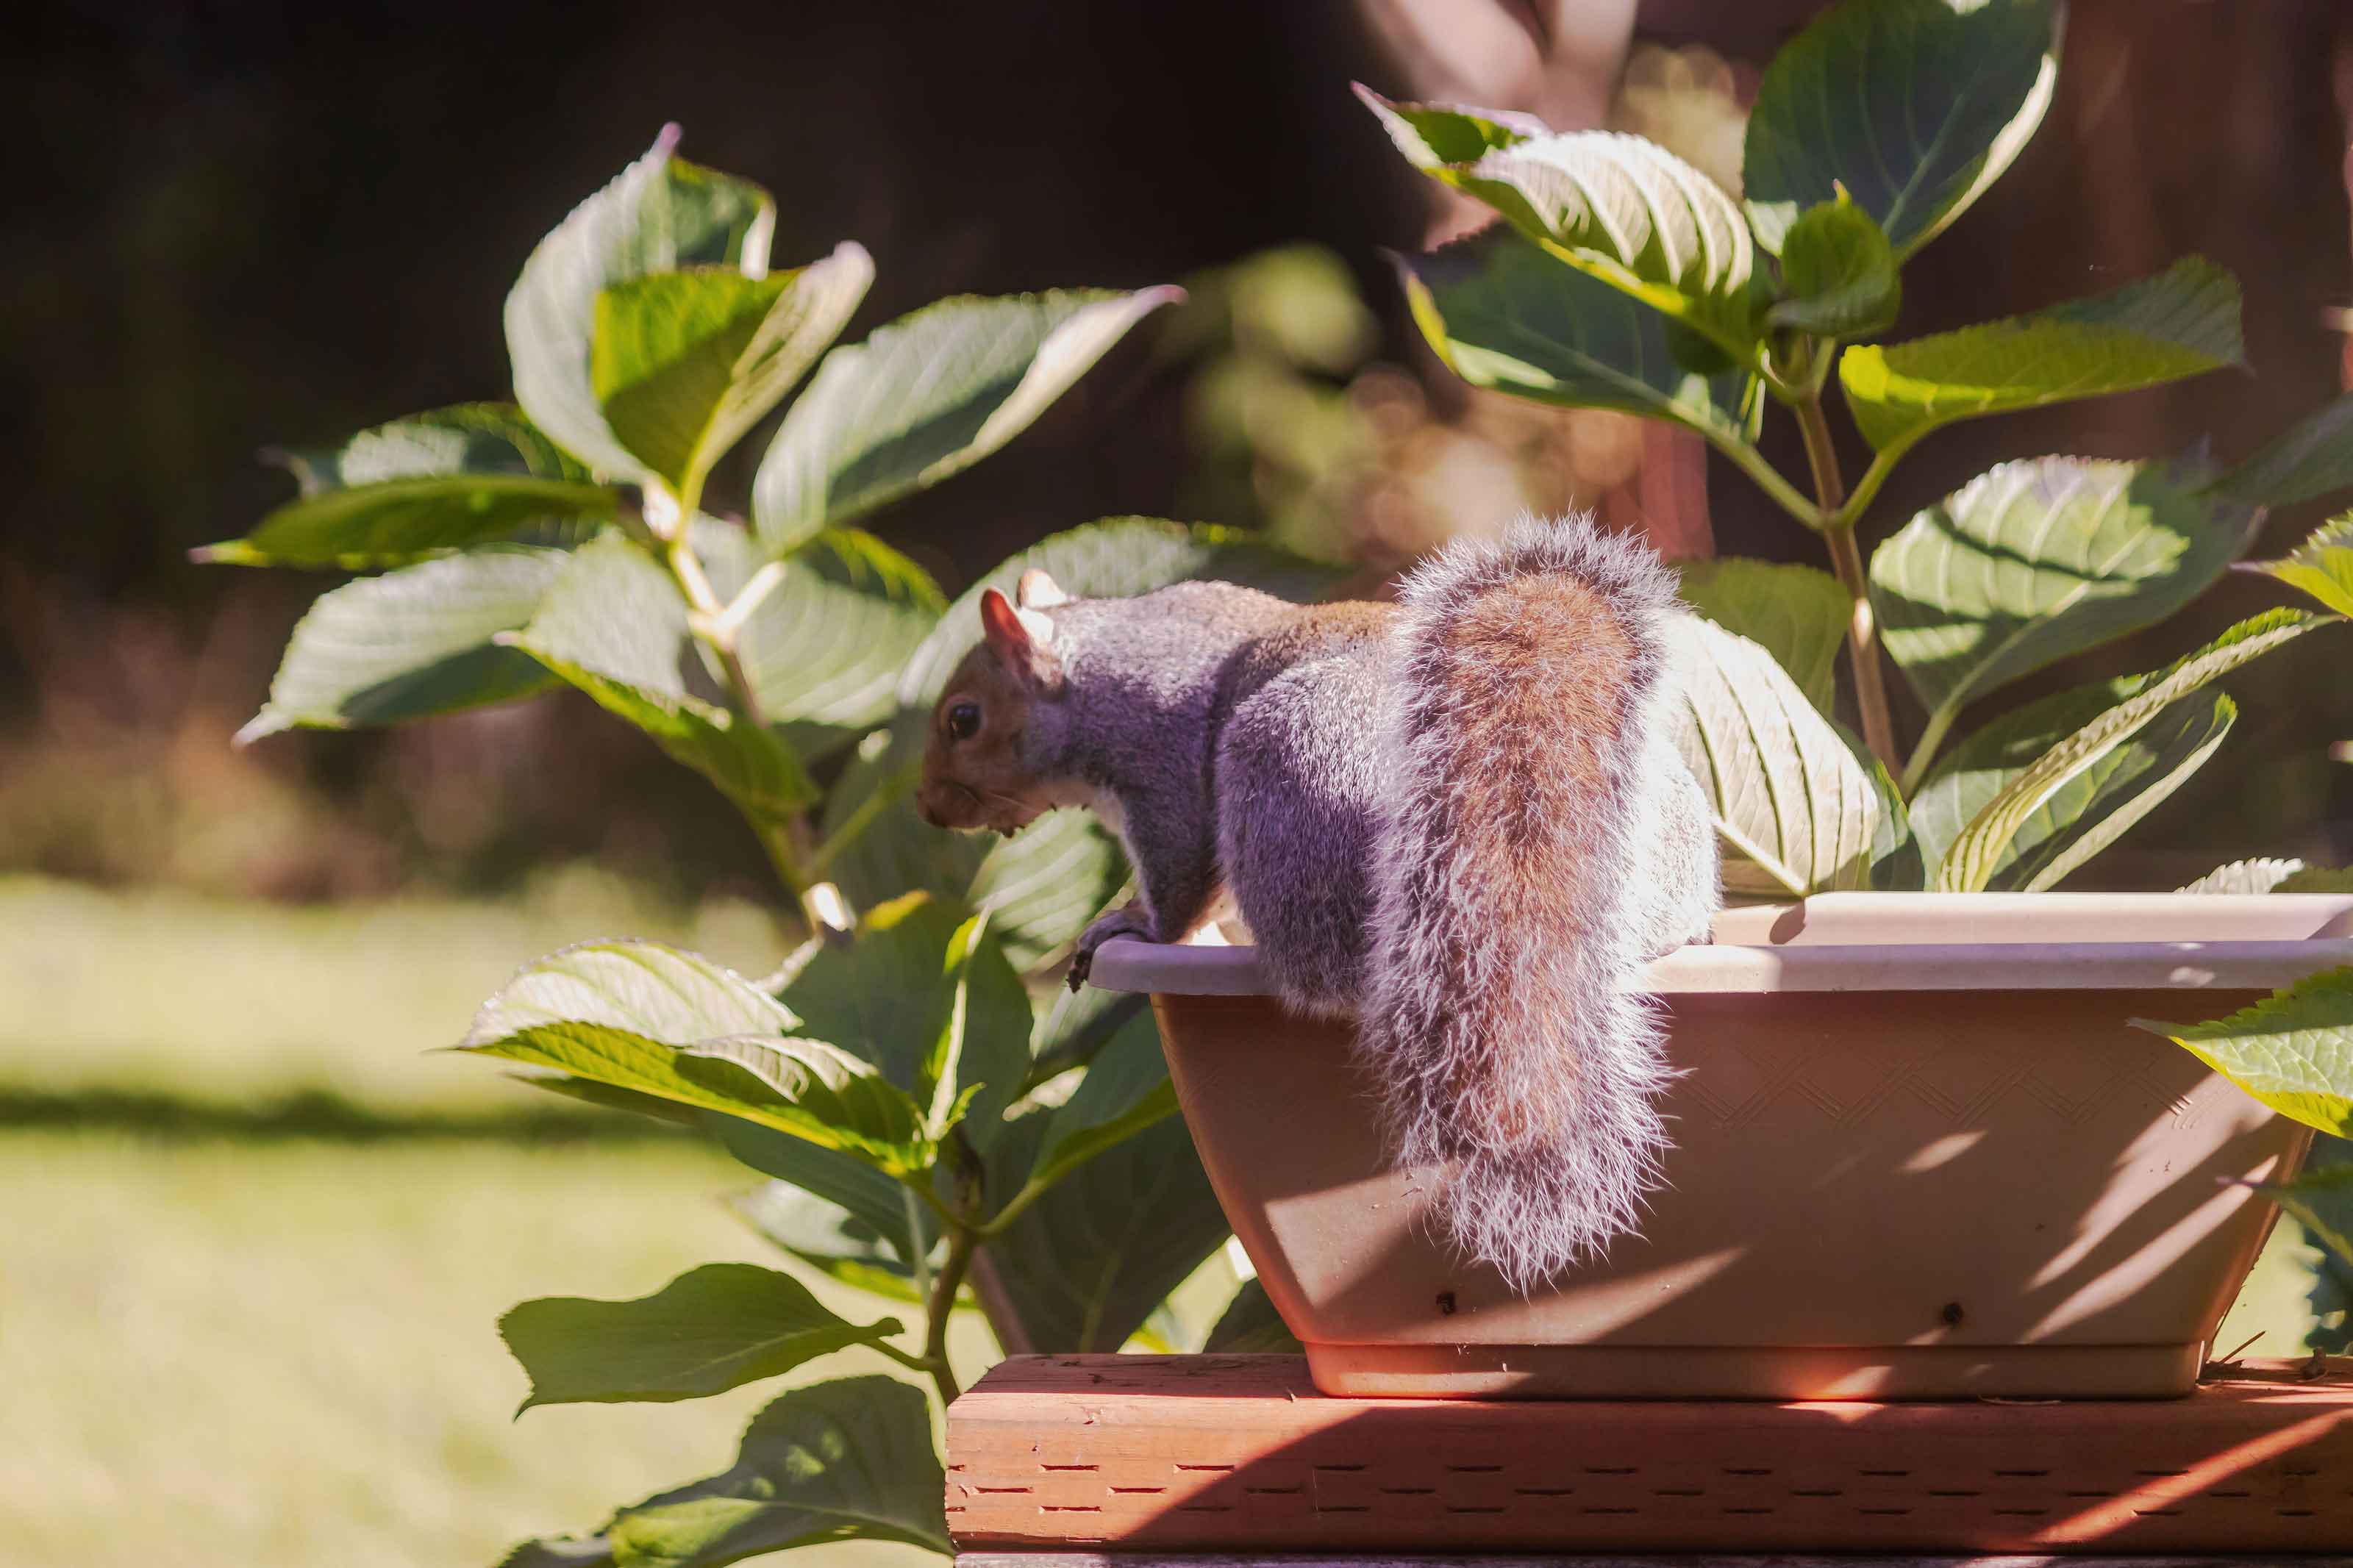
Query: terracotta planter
1091 892 2353 1402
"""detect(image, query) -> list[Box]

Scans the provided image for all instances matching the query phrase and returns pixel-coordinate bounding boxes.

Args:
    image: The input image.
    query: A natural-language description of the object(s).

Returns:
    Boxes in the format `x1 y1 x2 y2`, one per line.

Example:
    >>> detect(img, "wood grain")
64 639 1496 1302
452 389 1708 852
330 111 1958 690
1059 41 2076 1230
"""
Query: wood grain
946 1356 2353 1554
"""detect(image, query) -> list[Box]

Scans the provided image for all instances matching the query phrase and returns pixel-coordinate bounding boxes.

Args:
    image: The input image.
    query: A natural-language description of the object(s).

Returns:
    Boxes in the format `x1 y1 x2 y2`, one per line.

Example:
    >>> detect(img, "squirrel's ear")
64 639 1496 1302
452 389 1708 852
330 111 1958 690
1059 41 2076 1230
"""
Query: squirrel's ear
979 587 1064 692
1015 568 1068 610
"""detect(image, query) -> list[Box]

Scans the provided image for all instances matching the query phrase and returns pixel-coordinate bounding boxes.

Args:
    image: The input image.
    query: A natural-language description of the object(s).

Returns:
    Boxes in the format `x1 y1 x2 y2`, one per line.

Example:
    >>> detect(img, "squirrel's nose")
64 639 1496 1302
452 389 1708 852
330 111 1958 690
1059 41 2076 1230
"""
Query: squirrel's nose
915 788 946 828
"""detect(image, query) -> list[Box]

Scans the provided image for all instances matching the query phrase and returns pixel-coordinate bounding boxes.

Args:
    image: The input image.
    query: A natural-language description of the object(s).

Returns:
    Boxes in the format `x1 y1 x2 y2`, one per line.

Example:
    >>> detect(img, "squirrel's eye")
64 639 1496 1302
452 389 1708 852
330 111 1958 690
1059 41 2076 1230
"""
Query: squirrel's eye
946 701 982 742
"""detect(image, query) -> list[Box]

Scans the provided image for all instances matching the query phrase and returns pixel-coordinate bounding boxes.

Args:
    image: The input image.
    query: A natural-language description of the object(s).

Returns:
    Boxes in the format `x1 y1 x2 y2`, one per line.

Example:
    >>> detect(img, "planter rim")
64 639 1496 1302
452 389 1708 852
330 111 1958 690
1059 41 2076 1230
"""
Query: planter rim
1088 890 2353 997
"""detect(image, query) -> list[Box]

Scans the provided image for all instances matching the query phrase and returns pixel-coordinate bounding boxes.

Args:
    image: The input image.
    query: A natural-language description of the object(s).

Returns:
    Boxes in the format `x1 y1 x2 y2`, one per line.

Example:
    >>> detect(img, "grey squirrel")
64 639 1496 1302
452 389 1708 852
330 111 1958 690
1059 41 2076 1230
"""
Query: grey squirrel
915 514 1721 1289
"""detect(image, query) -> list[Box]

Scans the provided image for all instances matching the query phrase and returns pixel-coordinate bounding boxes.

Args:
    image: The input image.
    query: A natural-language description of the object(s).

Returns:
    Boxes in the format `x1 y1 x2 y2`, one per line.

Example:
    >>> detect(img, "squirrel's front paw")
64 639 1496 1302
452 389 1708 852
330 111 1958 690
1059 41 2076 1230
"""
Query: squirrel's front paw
1069 909 1154 992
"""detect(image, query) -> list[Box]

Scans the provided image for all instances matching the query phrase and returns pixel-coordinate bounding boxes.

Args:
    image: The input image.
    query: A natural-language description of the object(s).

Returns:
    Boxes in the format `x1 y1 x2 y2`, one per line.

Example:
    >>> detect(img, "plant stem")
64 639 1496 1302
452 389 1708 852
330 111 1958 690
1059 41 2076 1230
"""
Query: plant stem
924 1226 979 1405
1794 394 1900 776
1704 430 1824 532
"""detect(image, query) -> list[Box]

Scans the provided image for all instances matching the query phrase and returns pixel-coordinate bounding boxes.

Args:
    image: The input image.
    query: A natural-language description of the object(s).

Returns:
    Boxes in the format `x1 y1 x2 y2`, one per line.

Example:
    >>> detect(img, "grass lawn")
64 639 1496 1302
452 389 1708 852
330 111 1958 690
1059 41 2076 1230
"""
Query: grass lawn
0 873 984 1568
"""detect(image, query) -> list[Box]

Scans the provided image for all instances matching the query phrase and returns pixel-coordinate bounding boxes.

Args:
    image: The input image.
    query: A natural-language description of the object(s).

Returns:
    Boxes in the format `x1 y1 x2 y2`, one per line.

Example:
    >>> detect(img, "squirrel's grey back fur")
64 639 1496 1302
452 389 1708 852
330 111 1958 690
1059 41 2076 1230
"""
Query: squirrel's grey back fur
918 513 1719 1291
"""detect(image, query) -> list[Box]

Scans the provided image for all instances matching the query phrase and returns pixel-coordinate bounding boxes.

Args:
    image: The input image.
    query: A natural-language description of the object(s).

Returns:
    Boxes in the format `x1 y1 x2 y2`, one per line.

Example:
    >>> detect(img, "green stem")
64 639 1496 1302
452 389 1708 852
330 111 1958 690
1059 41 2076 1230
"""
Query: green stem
1794 395 1900 777
1899 706 1958 798
1833 442 1908 534
807 764 913 879
1704 429 1824 532
924 1226 979 1405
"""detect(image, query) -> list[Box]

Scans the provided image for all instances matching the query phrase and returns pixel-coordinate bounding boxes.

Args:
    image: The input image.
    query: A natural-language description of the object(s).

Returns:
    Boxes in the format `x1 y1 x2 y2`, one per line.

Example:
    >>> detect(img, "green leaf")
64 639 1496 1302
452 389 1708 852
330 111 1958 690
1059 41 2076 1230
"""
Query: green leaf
1672 615 1882 895
505 129 781 488
1399 228 1757 450
504 534 815 815
2135 965 2353 1139
1352 85 1539 168
981 1107 1231 1353
1768 194 1900 338
2179 857 2316 895
500 1263 899 1411
590 245 873 500
779 892 1030 1145
1743 0 2061 259
238 546 566 741
1913 677 2235 890
463 939 935 1175
729 1182 931 1303
1364 89 1760 360
1870 454 2260 784
834 518 1342 967
751 287 1182 555
510 1378 950 1567
2284 867 2353 893
1840 258 2245 459
1021 1009 1180 1198
1204 1277 1303 1353
2209 393 2353 507
694 521 943 732
2255 1164 2353 1269
1675 556 1849 715
1936 610 2331 892
2242 513 2353 618
269 403 592 495
198 405 614 569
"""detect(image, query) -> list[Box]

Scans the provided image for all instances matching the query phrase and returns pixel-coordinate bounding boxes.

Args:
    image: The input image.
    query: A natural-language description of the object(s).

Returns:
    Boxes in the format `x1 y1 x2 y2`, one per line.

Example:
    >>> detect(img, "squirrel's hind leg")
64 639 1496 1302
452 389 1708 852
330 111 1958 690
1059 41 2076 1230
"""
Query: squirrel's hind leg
1216 655 1383 1018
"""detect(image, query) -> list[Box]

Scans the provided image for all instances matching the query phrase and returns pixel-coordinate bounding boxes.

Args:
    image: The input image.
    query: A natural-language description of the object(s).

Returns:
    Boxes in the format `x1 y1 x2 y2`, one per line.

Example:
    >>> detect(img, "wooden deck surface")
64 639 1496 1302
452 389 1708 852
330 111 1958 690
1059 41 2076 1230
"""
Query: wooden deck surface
946 1355 2353 1555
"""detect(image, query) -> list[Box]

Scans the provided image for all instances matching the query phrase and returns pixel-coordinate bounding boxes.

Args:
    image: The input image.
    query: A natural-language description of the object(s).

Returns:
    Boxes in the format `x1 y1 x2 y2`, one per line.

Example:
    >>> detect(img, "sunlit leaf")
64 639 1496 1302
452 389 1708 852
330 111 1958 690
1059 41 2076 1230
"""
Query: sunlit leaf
1936 611 2329 892
751 287 1180 555
1840 259 2243 459
1672 615 1881 895
1399 226 1757 447
501 1263 899 1411
238 547 565 741
2135 966 2353 1139
505 129 779 487
1869 454 2258 784
1744 0 2062 259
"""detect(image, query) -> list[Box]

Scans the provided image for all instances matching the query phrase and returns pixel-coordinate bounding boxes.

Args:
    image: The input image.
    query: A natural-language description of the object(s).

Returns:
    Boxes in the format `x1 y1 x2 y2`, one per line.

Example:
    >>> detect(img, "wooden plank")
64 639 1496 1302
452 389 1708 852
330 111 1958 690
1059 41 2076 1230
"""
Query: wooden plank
955 1558 2353 1567
945 1356 2353 1555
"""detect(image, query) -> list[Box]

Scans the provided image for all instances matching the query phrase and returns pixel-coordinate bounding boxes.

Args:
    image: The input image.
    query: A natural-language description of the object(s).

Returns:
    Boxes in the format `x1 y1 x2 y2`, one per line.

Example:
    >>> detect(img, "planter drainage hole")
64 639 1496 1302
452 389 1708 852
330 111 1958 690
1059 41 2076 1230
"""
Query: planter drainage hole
1436 1290 1457 1315
1940 1300 1965 1327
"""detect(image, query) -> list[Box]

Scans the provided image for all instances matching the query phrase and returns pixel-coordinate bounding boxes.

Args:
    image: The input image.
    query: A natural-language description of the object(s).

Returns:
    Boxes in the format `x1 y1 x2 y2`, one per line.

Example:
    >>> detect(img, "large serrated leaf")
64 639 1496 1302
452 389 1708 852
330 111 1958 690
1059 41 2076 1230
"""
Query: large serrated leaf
499 1263 899 1411
1912 677 2235 890
1935 610 2329 892
239 546 567 741
1675 556 1849 716
1204 1277 1303 1353
589 245 872 501
2254 1164 2353 1267
751 287 1180 555
2135 966 2353 1139
1353 85 1542 169
198 404 614 569
2242 514 2353 618
1399 226 1757 449
694 521 942 731
501 1377 950 1567
463 939 933 1173
1364 88 1759 362
2179 858 2318 895
506 130 779 488
1672 615 1881 895
1869 454 2257 784
1743 0 2062 259
504 533 815 815
1840 258 2243 459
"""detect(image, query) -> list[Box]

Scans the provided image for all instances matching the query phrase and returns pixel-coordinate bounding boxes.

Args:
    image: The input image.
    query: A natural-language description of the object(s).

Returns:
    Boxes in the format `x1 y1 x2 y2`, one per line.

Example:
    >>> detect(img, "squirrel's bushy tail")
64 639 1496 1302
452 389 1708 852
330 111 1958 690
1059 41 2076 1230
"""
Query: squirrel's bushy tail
1363 513 1685 1292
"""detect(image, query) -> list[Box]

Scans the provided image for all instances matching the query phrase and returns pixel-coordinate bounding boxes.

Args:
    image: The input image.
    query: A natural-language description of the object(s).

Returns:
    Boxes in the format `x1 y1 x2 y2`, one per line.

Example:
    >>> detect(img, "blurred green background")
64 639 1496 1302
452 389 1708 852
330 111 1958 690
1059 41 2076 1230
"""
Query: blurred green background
7 4 2353 1564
